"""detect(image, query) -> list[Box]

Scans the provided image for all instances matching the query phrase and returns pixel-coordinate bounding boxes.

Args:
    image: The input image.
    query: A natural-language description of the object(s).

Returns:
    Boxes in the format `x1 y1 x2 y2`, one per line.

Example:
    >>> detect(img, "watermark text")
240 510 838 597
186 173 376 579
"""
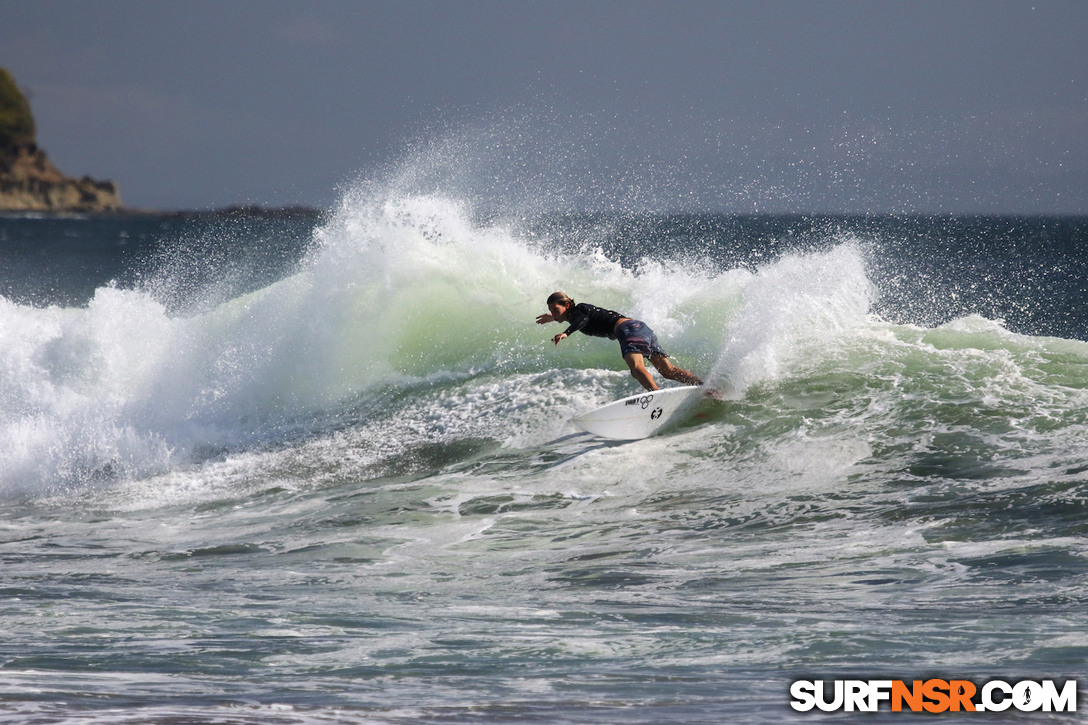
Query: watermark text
790 679 1077 713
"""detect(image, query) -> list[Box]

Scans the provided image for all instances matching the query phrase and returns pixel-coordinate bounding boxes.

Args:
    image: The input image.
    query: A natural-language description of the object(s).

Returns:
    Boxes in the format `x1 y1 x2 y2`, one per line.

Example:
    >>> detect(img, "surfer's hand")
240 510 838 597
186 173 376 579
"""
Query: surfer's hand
552 333 567 345
536 313 554 324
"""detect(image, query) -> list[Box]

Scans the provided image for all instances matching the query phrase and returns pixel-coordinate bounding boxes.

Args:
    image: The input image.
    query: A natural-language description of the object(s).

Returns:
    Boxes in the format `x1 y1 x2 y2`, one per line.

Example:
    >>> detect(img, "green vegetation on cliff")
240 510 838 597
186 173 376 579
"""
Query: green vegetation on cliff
0 67 36 152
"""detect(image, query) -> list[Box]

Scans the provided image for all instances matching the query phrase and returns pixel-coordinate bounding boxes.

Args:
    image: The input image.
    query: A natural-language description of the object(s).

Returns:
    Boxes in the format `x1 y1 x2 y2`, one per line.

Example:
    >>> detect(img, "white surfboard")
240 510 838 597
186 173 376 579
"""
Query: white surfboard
573 386 705 440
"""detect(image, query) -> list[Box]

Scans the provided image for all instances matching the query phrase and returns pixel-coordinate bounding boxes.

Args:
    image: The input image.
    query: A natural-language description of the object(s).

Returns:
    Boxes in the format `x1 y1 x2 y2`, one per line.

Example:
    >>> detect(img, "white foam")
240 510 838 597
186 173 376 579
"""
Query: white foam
708 242 876 397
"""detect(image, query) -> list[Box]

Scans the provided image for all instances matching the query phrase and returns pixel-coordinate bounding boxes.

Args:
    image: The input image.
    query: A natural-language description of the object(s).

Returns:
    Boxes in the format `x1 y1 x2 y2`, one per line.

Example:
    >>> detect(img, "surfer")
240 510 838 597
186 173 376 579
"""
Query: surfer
536 291 703 391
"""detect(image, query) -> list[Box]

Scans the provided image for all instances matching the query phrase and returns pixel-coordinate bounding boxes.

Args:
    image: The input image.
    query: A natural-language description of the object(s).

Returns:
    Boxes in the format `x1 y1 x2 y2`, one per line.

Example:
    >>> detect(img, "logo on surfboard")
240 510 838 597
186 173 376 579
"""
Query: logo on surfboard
625 394 655 409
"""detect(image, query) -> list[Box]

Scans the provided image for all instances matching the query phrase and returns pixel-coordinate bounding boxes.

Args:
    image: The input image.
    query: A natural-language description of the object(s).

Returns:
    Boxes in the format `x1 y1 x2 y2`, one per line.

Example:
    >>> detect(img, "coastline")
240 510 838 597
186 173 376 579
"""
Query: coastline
0 203 326 220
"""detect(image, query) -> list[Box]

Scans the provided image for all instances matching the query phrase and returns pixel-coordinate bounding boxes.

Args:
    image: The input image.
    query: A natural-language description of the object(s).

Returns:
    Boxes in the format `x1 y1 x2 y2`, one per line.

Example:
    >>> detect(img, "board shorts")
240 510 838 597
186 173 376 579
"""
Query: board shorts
615 319 668 359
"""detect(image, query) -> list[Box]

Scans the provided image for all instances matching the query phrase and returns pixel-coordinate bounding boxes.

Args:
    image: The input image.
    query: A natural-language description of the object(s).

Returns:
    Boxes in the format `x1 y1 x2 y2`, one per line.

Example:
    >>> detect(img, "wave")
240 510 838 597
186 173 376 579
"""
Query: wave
2 186 1086 498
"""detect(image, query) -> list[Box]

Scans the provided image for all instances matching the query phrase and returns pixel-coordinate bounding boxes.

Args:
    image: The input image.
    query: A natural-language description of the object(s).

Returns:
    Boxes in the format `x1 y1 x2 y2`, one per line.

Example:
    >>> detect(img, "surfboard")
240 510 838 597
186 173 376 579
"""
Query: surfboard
572 386 705 440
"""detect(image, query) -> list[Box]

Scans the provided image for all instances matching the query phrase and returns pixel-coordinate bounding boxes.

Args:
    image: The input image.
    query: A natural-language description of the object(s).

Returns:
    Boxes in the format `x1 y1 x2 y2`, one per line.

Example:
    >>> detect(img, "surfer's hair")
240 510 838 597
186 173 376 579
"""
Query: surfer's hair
547 291 574 308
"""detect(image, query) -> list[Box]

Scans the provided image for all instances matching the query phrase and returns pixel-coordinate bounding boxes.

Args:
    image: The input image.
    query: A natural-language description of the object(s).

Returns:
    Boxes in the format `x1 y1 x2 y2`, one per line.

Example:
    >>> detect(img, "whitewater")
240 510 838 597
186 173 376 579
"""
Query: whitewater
1 183 1086 722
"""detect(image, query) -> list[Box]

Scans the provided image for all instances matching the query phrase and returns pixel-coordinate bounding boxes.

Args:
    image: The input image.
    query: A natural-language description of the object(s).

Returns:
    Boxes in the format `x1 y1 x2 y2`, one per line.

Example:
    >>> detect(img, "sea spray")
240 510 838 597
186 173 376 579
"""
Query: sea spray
708 242 876 397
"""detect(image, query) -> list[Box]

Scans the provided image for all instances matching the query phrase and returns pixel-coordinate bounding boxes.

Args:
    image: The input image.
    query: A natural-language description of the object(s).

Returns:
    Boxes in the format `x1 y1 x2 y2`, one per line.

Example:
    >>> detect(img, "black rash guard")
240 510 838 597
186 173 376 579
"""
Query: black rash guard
562 303 625 339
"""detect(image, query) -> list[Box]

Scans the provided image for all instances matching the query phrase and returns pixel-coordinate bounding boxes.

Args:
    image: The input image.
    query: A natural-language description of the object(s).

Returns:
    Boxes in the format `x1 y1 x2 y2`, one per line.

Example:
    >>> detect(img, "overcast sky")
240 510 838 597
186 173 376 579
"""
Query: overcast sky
2 0 1085 214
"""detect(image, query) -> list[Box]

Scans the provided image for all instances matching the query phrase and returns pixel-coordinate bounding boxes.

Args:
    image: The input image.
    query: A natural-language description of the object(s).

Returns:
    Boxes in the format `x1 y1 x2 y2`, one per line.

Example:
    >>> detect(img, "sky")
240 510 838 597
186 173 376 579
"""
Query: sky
1 0 1086 214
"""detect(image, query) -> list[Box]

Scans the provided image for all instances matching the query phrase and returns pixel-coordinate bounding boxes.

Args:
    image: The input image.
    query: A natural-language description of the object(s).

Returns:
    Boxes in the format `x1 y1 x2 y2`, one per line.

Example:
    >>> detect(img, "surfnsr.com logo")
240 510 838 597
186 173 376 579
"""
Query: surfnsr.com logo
790 679 1077 713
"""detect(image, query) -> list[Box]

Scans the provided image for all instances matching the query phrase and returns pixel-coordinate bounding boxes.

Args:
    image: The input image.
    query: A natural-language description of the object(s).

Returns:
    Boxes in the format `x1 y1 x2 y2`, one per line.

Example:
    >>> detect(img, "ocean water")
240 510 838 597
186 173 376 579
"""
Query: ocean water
1 189 1087 722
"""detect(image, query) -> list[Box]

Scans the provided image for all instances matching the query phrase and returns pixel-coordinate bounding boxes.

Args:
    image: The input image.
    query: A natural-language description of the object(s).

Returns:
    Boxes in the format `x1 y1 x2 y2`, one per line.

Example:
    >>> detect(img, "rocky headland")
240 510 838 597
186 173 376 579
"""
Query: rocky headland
0 67 123 213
